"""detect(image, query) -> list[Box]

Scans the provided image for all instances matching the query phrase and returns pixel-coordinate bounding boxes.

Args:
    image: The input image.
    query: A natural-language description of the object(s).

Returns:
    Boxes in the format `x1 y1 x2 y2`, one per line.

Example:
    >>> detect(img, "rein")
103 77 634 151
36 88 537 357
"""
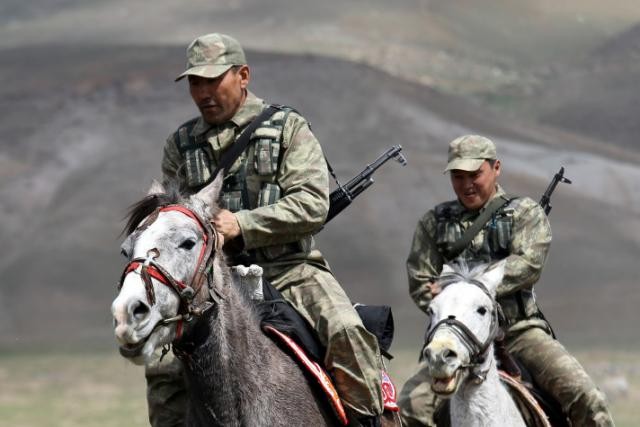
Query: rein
425 273 501 383
118 204 222 340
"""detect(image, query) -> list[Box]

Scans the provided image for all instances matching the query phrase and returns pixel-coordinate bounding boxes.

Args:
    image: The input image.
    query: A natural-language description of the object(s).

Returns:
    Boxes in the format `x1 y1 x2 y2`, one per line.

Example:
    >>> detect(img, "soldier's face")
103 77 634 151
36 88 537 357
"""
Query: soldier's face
450 160 501 210
188 66 250 125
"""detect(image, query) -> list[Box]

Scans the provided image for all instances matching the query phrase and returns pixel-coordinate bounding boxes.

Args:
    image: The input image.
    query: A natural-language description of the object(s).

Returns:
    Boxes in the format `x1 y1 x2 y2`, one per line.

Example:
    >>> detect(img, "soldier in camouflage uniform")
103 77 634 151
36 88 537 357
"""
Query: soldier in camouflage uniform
146 33 384 426
398 135 614 426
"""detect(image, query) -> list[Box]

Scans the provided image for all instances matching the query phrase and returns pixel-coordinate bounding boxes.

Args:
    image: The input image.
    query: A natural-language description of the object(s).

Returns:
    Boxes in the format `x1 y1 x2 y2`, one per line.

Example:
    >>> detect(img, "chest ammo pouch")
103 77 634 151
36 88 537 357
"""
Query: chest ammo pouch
435 196 543 326
174 105 312 262
441 196 512 260
175 117 212 188
174 105 283 192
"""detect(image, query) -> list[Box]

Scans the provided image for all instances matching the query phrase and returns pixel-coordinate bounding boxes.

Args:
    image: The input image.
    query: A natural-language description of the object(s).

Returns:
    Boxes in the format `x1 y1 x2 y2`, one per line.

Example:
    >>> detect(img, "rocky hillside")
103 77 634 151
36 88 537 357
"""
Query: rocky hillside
2 0 640 352
1 44 638 352
523 23 640 152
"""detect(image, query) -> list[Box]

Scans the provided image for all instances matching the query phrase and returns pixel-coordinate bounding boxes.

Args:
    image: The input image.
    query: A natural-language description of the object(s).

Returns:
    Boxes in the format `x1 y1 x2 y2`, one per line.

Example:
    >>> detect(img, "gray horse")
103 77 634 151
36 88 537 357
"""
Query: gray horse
112 176 337 426
111 176 400 426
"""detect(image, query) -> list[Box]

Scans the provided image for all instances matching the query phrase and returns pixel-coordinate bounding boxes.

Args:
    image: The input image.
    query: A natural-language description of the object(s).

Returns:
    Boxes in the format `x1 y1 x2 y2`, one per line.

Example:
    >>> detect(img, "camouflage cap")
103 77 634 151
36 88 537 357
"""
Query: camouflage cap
175 33 247 82
444 135 497 173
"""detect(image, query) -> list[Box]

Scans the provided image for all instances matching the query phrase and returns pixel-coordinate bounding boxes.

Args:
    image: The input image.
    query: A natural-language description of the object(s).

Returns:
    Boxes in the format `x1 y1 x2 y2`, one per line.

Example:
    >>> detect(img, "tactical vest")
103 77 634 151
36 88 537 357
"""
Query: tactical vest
173 107 312 262
434 199 514 263
434 198 541 325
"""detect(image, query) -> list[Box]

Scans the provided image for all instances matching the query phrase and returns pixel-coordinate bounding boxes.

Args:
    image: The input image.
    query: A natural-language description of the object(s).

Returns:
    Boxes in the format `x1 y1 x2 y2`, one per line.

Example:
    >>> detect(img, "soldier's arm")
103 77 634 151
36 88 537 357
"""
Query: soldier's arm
407 211 444 313
234 114 329 249
496 198 552 297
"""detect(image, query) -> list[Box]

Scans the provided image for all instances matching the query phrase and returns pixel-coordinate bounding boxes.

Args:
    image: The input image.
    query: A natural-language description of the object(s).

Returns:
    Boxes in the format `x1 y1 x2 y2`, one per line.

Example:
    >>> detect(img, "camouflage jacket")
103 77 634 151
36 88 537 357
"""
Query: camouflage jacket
407 186 552 331
161 92 331 279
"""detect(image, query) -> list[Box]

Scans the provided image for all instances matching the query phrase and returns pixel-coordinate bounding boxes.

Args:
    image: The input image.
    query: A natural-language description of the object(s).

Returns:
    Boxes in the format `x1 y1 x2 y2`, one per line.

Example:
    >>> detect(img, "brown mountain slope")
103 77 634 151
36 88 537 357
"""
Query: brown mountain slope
520 23 640 153
0 45 638 352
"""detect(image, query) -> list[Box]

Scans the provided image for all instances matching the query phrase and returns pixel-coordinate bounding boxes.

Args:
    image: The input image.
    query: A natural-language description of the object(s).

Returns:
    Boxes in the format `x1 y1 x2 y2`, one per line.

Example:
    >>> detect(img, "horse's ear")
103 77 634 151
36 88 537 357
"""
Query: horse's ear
147 179 165 195
194 172 223 215
441 263 456 275
479 260 506 296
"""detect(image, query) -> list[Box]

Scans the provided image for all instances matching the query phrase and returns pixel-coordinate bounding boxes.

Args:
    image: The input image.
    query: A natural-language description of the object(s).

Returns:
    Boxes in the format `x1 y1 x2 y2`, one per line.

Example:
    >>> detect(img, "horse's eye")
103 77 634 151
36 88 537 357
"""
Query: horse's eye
477 306 488 316
179 239 196 250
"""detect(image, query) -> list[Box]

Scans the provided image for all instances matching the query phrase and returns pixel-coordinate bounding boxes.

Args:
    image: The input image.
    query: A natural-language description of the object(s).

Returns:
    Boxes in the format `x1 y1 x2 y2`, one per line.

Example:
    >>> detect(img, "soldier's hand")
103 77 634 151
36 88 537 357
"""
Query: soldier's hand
212 209 241 241
427 281 442 297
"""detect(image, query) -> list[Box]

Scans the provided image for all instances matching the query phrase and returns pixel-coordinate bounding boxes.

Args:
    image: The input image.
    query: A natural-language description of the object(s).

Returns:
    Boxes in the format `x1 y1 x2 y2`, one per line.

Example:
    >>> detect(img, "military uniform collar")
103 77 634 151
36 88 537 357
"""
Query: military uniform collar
459 185 507 220
230 91 265 128
189 91 266 137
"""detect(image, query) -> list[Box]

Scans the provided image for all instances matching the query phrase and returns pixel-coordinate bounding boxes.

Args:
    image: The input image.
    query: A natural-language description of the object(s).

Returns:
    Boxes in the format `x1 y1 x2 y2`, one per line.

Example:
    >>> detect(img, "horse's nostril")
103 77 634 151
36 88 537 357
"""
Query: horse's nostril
443 349 458 361
132 300 150 320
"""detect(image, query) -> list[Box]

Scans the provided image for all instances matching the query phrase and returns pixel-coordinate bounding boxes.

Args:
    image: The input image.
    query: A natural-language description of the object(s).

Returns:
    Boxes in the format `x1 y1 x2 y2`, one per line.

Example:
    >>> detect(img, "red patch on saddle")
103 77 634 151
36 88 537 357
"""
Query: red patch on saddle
381 369 399 412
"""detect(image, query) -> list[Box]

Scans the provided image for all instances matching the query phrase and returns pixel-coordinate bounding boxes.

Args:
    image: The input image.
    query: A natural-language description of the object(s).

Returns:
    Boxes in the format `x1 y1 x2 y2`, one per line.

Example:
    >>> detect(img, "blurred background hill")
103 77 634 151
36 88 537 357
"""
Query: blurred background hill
1 1 639 424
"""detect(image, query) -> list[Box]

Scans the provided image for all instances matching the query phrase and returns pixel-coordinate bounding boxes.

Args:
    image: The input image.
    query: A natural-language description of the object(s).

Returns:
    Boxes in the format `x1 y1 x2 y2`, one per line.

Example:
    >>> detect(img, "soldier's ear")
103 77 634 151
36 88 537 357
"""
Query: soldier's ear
237 65 250 89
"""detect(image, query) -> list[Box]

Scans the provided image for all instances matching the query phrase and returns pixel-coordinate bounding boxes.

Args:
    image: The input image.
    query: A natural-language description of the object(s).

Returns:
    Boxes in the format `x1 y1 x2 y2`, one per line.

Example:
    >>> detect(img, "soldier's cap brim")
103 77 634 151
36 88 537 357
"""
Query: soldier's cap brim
443 158 485 174
175 64 234 82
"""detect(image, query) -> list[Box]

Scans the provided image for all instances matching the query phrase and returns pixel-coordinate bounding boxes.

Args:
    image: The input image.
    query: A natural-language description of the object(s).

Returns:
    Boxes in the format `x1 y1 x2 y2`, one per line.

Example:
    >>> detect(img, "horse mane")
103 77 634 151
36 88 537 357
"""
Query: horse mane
440 259 491 287
123 183 182 236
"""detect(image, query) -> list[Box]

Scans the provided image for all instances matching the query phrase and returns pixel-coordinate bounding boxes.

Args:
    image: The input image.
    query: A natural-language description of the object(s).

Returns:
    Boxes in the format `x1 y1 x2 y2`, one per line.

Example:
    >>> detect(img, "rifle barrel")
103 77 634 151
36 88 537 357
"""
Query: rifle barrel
343 145 405 190
539 166 571 216
325 145 406 225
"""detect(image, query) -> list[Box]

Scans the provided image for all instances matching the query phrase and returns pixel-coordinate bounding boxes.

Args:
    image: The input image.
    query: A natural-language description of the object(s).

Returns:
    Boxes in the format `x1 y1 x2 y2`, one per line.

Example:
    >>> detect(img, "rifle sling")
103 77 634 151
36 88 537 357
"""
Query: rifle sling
446 195 512 260
211 105 280 178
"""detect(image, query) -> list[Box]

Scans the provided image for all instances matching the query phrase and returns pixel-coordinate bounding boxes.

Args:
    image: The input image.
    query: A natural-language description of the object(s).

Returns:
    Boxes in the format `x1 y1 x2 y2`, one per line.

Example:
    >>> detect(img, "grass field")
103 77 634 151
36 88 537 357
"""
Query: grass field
0 351 147 427
0 349 636 426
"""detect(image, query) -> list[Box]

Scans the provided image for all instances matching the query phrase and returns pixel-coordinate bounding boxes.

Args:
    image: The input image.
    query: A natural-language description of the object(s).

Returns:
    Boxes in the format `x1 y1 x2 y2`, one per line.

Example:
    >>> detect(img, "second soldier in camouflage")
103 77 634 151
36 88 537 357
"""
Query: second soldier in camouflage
398 135 614 427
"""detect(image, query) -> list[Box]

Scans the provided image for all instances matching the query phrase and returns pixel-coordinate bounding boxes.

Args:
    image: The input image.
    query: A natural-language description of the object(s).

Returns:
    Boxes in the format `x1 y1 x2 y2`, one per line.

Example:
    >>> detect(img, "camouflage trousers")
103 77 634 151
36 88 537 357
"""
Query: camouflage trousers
397 325 614 427
145 261 384 426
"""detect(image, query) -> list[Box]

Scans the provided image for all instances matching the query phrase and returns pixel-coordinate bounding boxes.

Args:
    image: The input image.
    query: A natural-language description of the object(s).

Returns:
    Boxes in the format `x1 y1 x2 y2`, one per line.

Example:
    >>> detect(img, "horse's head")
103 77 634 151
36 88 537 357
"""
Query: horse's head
111 176 223 364
422 261 505 396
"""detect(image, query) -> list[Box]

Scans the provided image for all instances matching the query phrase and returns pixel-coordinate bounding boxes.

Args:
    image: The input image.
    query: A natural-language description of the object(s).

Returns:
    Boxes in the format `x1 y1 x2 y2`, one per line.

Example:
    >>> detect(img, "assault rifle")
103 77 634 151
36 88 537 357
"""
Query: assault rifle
539 166 572 216
325 145 407 224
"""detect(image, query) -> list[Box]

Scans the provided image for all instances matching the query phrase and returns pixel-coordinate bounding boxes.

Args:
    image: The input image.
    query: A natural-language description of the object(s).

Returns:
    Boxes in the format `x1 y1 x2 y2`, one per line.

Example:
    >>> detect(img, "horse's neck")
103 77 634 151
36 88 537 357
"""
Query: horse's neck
181 286 289 424
451 349 525 427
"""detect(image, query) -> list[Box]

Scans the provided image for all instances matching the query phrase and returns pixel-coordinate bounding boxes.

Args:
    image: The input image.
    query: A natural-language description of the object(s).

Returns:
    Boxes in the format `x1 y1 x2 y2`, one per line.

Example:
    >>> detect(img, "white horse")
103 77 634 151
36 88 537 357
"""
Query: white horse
422 261 529 427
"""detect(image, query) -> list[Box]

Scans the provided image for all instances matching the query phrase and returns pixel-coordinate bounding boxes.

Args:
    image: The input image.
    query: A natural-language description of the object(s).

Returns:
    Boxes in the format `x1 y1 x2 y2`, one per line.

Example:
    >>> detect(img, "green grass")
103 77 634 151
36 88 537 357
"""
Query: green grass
0 351 147 427
0 349 636 426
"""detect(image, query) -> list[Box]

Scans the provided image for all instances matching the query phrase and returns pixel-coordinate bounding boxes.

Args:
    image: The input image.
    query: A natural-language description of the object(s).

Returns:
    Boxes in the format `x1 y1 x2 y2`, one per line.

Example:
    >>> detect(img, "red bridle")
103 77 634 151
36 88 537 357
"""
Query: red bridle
118 204 220 339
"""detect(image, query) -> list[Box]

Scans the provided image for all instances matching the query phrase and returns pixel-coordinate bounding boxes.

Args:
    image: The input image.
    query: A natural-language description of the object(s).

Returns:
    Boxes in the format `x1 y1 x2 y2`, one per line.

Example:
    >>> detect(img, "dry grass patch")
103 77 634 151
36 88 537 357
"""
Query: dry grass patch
1 348 636 426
